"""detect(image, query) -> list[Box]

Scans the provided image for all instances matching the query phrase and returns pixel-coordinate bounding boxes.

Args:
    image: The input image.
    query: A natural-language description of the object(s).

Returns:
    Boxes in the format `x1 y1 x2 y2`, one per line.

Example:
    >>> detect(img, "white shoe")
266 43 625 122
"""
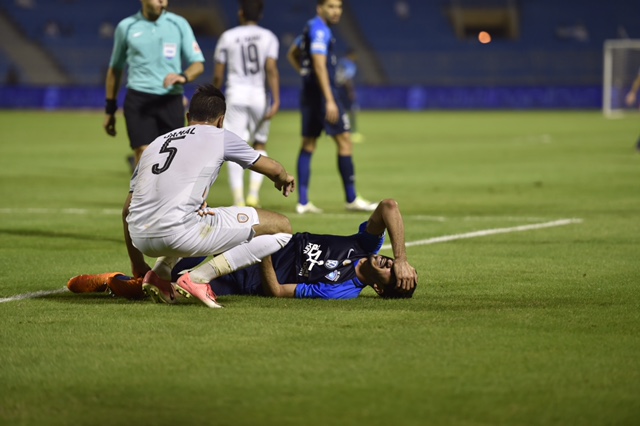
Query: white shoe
345 196 378 212
296 202 323 214
246 195 260 208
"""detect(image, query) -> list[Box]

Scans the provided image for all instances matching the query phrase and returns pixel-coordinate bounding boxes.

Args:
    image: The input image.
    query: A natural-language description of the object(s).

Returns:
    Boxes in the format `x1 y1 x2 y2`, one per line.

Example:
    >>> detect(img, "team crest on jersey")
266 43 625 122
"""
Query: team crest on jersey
325 260 339 270
324 271 340 282
237 213 249 223
164 43 177 59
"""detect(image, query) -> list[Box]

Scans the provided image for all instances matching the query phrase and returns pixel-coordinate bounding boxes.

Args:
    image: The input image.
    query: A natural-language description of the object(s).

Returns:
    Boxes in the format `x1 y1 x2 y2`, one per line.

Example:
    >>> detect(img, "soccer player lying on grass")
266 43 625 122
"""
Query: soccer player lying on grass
68 199 418 302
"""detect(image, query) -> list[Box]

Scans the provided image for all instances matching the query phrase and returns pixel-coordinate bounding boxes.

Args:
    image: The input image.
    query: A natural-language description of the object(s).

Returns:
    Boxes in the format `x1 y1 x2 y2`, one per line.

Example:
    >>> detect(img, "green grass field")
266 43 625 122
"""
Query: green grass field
1 109 639 425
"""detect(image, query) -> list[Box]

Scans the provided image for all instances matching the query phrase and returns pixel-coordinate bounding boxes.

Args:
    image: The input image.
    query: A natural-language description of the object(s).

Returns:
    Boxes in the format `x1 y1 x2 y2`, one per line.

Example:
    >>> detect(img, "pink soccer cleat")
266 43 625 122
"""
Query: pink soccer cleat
175 272 223 308
142 270 177 305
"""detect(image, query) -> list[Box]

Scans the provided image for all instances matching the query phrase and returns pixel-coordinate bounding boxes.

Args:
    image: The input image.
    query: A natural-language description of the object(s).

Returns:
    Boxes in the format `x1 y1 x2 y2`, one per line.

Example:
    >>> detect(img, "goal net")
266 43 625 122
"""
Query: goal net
603 39 640 117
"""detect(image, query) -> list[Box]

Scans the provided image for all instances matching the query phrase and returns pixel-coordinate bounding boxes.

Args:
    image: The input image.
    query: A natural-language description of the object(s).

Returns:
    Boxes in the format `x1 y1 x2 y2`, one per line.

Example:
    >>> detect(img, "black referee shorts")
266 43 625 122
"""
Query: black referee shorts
123 89 186 149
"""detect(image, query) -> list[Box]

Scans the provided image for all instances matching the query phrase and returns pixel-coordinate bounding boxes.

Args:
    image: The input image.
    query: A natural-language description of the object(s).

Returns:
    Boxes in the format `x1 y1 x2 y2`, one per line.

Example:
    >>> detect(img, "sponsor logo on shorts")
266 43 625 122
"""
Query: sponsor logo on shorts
237 213 249 223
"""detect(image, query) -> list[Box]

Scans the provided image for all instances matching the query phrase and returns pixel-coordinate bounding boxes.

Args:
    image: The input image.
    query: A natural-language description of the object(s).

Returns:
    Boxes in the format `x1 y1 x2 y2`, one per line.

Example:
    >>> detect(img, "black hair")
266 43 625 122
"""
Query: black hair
380 282 416 299
188 84 226 122
240 0 263 22
380 268 416 299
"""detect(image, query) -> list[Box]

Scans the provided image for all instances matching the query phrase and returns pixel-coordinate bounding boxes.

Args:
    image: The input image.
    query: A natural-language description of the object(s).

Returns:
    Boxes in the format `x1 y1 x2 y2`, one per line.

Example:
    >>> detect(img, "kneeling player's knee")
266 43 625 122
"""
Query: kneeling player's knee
277 215 292 234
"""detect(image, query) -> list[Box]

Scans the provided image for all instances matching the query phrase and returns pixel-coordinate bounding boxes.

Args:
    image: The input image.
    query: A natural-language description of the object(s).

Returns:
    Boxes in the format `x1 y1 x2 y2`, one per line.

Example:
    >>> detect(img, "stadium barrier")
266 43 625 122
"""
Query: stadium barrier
0 85 601 110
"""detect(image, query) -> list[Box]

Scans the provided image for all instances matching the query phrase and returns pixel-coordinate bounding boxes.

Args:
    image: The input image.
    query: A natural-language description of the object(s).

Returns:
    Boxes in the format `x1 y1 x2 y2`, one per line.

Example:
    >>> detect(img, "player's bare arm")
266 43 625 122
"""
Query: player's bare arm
122 193 151 278
259 256 297 298
366 199 418 292
163 61 205 88
625 75 640 106
287 42 302 73
212 61 226 89
312 52 339 124
104 67 123 136
263 57 281 120
249 156 295 196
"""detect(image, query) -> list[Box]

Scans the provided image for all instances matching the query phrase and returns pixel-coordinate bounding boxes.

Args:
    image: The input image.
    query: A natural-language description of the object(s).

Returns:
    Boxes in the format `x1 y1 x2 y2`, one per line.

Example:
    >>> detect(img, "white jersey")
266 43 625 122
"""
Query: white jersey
213 24 279 105
127 125 261 238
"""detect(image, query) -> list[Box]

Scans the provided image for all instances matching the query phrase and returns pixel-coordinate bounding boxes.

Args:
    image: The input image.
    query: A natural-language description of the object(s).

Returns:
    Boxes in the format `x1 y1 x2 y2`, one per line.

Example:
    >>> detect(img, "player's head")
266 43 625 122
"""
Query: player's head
187 84 226 127
239 0 263 23
317 0 342 26
361 255 416 299
140 0 167 21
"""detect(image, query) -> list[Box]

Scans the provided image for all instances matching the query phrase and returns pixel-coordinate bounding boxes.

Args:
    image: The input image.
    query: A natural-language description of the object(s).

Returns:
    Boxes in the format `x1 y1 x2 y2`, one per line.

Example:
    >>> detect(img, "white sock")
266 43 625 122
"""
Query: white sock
248 150 267 199
189 233 292 283
152 256 181 281
228 161 245 205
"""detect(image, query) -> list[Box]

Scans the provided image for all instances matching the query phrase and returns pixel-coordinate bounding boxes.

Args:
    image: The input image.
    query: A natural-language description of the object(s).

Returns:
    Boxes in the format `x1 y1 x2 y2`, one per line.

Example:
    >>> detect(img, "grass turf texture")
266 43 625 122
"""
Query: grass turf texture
0 110 639 425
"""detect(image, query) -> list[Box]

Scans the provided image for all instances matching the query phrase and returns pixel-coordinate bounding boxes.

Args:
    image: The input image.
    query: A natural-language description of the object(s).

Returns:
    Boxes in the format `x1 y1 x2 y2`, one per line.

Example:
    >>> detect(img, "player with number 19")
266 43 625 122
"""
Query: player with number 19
213 0 280 208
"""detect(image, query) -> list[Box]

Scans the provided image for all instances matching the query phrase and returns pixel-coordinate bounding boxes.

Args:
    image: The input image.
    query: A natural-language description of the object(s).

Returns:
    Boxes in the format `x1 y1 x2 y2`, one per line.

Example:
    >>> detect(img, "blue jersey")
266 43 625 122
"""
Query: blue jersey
336 57 357 86
185 222 386 300
298 16 338 99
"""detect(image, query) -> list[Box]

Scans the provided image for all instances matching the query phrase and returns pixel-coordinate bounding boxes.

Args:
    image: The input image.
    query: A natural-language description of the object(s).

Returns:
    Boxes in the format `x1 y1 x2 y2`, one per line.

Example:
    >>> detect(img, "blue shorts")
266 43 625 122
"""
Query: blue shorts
300 89 350 138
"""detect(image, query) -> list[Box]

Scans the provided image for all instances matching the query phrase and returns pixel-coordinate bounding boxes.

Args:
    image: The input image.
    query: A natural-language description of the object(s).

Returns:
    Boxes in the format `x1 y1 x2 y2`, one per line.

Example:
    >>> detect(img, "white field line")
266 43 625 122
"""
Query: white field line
381 218 582 250
0 288 68 303
0 208 550 223
1 218 582 304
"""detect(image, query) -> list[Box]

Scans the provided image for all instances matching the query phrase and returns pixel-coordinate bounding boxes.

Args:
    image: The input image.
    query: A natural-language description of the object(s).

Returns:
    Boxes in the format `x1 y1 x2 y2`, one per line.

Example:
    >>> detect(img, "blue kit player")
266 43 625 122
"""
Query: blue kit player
171 199 418 301
287 0 377 214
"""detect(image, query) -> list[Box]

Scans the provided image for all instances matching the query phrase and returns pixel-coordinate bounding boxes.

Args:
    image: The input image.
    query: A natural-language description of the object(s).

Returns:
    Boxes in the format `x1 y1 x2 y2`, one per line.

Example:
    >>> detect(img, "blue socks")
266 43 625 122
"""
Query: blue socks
297 150 312 205
338 155 356 203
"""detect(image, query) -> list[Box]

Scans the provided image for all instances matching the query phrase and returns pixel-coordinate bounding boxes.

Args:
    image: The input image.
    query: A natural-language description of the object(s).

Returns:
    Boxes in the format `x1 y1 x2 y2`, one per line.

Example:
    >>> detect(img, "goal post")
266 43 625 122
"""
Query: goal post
603 39 640 118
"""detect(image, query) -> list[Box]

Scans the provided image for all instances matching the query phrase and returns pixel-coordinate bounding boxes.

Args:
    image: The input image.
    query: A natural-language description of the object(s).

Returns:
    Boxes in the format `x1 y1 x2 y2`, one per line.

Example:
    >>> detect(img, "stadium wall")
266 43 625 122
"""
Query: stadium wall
0 85 601 110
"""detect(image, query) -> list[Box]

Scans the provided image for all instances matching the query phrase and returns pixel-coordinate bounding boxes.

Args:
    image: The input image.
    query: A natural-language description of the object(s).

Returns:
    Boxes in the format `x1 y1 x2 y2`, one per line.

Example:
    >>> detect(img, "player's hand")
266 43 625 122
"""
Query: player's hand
275 173 295 197
392 259 418 292
164 73 187 88
263 100 281 120
325 100 339 124
131 262 151 279
104 114 116 136
625 92 637 107
197 202 216 217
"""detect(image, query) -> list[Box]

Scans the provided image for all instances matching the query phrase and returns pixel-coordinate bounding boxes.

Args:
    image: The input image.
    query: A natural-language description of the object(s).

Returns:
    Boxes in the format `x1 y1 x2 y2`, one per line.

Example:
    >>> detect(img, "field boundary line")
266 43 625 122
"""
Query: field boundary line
1 218 582 304
381 218 582 250
0 288 68 304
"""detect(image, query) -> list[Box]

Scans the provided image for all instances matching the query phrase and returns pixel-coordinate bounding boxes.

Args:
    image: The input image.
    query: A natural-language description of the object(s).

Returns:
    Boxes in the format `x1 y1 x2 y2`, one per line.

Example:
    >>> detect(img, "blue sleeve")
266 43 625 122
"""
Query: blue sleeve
295 280 363 299
357 221 385 253
309 20 330 56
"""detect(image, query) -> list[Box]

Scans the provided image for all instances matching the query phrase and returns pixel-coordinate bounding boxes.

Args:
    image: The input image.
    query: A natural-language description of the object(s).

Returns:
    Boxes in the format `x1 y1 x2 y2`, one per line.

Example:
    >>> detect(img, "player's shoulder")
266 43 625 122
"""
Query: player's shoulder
116 13 140 30
164 11 191 27
310 16 329 32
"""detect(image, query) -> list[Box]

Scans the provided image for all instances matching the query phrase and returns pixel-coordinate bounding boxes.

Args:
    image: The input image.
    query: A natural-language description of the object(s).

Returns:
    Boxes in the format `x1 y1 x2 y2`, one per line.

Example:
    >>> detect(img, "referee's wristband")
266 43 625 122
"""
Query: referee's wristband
179 73 189 84
105 99 117 115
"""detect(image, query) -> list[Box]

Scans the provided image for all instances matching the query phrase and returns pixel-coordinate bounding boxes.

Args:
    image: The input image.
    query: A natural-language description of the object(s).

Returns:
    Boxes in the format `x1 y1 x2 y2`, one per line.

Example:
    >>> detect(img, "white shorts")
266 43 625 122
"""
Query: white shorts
132 207 259 257
224 102 271 145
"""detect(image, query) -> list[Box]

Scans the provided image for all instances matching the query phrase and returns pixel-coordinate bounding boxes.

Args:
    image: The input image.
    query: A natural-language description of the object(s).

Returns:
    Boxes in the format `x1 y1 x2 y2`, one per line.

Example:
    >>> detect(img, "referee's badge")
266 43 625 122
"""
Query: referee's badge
164 43 177 60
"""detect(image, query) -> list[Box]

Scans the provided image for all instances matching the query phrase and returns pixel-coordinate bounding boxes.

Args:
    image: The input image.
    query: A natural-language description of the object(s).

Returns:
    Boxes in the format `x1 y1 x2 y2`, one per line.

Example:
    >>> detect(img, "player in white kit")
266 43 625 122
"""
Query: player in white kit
123 84 295 308
213 0 280 207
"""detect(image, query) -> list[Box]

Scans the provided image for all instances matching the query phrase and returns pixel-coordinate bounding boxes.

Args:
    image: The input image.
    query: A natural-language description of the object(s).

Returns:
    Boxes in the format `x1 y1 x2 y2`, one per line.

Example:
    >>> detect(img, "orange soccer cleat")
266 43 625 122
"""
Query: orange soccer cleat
107 274 146 300
67 272 123 294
